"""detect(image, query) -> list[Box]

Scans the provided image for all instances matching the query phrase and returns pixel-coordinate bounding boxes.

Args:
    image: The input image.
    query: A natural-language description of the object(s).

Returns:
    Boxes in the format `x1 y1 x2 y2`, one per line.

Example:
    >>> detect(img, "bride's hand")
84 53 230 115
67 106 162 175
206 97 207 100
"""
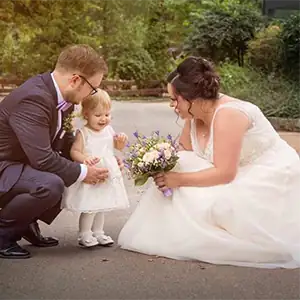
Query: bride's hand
153 172 180 190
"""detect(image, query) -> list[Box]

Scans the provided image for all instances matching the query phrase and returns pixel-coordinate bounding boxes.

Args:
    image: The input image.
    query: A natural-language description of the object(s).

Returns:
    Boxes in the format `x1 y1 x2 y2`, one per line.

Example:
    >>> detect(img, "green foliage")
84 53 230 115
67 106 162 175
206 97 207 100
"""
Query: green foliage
0 0 299 120
116 48 156 87
144 0 173 79
0 0 99 78
247 25 282 73
279 13 300 80
185 0 263 65
219 63 300 119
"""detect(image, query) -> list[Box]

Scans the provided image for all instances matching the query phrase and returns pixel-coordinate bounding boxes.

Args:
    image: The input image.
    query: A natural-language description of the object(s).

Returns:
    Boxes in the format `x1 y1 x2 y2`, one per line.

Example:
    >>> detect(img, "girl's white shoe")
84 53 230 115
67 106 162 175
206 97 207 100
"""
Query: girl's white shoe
94 234 114 247
78 232 99 248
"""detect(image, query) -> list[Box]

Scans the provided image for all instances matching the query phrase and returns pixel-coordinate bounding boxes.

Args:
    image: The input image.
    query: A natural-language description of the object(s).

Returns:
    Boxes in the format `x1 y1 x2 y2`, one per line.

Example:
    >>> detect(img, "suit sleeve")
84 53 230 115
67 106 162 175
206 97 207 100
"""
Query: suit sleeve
9 97 81 187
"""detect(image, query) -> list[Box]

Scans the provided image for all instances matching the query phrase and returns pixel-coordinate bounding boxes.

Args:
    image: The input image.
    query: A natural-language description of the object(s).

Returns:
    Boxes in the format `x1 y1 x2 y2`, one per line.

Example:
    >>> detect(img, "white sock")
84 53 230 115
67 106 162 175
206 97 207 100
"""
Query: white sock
92 212 105 237
79 213 96 236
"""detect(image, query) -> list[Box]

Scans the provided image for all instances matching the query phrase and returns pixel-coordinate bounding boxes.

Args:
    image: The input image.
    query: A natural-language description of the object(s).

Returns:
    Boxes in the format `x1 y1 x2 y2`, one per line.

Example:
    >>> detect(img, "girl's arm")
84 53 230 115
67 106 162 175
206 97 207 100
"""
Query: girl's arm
70 131 87 163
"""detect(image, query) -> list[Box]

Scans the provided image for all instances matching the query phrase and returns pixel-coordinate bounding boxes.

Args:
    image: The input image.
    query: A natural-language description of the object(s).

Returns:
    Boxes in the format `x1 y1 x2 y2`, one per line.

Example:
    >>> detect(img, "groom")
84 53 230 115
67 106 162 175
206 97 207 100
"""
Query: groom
0 44 109 259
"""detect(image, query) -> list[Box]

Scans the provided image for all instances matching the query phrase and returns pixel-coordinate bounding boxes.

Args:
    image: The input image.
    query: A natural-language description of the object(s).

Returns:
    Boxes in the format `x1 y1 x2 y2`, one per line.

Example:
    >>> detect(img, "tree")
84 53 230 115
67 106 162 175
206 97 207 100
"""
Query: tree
185 0 263 65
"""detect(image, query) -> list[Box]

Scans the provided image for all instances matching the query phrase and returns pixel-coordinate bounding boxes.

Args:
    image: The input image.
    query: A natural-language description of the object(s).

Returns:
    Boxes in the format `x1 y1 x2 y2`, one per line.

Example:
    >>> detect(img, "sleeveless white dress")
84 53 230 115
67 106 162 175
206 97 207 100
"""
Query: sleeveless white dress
118 101 300 269
61 126 129 213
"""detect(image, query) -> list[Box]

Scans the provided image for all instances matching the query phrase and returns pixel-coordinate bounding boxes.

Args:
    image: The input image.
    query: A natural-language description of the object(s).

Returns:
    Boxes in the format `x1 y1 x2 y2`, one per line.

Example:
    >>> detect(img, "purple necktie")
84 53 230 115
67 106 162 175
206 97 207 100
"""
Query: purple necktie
56 100 72 112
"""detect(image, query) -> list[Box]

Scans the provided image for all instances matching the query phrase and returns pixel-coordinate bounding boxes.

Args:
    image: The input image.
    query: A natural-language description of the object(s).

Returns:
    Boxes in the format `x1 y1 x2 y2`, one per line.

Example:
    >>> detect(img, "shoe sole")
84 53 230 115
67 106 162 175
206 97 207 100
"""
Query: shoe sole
78 242 99 248
0 254 31 259
23 238 59 248
98 242 114 247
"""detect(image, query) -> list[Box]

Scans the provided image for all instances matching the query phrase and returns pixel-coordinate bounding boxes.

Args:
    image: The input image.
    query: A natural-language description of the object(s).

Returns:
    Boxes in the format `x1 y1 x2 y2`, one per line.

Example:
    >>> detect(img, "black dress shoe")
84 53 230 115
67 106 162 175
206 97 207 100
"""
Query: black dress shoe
0 243 31 259
23 221 59 247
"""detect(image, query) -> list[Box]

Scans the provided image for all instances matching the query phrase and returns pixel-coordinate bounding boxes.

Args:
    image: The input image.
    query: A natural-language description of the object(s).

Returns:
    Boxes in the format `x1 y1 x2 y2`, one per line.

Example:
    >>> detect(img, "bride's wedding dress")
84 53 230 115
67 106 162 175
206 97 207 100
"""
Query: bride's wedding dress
118 101 300 268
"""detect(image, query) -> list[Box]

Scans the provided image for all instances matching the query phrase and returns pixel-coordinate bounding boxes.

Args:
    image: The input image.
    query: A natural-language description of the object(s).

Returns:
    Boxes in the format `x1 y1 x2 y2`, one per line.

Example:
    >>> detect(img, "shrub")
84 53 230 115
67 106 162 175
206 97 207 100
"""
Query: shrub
280 14 300 80
247 25 282 73
115 48 156 88
185 0 263 66
219 63 300 119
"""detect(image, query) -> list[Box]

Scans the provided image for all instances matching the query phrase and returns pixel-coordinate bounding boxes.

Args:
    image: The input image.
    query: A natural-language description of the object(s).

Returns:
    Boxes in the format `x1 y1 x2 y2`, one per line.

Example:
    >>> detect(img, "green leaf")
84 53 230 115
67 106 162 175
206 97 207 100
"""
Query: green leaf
134 174 149 186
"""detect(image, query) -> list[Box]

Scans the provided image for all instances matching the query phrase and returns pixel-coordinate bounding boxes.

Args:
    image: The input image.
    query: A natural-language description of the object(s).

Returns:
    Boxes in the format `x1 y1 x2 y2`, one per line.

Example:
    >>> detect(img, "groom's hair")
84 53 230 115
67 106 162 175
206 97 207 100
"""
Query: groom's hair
55 44 108 78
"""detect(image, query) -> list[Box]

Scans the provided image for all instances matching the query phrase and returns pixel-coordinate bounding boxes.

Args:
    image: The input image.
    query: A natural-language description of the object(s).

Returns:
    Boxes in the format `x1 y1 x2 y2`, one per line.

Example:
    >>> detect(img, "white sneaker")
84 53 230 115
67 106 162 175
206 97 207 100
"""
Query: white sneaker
94 234 114 247
78 232 99 248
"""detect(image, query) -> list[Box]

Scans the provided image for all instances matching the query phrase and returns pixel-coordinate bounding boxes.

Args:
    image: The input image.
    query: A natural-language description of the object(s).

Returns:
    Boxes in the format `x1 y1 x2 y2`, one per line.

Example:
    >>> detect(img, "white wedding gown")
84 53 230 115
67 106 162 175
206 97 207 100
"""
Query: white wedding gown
118 101 300 269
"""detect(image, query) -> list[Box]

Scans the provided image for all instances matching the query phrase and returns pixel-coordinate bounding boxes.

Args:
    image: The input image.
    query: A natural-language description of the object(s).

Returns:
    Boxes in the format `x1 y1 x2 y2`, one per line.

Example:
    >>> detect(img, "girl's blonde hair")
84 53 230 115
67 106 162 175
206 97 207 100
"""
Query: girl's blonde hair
81 88 111 114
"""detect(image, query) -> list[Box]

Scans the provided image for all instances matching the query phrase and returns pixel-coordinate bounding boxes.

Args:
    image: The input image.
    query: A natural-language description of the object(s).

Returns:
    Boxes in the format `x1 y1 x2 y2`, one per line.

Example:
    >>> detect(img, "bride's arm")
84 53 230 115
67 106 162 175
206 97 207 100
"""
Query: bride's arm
156 109 250 188
178 120 193 151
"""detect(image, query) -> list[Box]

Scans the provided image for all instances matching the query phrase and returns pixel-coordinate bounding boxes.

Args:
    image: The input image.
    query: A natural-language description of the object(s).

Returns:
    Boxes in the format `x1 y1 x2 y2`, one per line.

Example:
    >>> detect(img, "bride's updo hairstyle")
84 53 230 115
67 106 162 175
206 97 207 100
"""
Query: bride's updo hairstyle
167 56 220 102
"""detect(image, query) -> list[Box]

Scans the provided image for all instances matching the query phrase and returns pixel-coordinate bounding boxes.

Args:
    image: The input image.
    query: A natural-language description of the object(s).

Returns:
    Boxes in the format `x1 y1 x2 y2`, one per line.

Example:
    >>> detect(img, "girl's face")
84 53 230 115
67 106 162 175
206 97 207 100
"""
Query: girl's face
85 103 112 131
167 83 193 120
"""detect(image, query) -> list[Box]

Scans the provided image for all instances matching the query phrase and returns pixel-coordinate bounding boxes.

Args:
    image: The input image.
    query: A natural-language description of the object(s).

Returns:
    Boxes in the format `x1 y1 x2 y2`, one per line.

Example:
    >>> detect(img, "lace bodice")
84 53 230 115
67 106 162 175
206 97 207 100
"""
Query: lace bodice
190 101 280 166
80 126 115 158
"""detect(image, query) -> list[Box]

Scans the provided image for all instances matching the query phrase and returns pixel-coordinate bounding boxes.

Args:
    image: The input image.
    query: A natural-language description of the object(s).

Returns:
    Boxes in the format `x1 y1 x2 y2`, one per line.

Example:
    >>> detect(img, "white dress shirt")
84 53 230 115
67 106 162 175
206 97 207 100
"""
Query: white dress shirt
50 73 87 182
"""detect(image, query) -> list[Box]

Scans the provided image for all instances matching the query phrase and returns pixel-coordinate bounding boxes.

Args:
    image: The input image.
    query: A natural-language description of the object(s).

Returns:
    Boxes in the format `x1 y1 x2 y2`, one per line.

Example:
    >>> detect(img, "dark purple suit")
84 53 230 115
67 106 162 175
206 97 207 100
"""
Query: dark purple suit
0 72 81 246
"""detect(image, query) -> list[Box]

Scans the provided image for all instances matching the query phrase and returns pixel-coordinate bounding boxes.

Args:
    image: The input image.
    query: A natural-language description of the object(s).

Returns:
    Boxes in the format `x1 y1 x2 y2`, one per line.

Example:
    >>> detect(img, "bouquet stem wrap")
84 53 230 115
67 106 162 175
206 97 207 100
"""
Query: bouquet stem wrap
163 188 173 197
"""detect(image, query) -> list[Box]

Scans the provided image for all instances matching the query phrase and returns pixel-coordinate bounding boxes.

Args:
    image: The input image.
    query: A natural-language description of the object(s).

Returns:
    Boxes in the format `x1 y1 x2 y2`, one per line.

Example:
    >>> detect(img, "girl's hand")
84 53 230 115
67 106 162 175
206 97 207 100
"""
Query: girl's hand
114 133 128 151
153 172 181 190
115 156 124 171
84 156 100 167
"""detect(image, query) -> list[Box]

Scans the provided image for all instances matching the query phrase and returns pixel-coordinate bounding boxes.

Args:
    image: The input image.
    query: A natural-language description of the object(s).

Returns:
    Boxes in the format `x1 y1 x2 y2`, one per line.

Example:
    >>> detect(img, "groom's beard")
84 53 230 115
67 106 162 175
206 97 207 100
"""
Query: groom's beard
64 90 79 105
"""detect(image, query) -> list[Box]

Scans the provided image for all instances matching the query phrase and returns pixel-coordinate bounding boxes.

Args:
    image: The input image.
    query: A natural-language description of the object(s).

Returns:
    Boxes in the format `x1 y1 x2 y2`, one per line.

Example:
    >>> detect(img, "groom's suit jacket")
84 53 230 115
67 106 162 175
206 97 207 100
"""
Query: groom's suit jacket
0 72 81 197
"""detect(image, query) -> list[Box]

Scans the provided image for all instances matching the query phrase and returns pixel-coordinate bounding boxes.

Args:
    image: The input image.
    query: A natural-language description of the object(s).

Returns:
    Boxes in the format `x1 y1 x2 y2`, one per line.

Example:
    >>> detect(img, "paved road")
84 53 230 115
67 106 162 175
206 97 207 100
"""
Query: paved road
0 101 299 300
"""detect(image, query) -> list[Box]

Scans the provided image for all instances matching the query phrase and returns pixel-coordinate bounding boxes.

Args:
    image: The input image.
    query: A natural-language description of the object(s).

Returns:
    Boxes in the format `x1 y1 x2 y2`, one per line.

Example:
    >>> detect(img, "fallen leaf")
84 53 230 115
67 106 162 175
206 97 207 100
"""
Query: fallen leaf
101 258 109 262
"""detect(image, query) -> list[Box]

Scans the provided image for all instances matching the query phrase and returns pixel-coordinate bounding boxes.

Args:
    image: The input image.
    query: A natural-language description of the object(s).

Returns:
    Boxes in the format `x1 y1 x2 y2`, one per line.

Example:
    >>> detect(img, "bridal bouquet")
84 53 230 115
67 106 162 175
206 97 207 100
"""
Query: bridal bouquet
124 131 179 197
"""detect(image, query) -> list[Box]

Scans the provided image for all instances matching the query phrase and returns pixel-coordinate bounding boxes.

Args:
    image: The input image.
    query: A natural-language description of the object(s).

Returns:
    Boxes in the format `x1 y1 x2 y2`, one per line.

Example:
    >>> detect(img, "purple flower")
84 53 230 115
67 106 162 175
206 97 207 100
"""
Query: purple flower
133 131 139 138
155 130 160 136
167 134 172 141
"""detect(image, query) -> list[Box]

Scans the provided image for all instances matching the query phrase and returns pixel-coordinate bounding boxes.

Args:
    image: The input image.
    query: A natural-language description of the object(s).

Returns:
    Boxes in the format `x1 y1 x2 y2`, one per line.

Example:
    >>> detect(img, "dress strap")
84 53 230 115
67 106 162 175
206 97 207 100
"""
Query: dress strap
211 101 254 132
77 127 87 148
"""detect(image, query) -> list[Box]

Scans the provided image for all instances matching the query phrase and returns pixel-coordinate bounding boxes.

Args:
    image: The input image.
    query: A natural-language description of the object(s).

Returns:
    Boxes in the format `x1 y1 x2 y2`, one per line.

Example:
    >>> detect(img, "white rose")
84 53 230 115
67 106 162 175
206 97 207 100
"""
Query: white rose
157 142 171 150
164 149 172 159
142 150 159 164
142 152 153 164
137 162 144 168
151 150 160 160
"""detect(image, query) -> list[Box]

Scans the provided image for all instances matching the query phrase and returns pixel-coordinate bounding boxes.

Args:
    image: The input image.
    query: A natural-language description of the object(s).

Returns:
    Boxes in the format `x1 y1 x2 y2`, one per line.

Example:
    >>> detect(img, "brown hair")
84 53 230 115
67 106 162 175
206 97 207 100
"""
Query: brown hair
167 56 220 101
81 89 111 114
55 44 108 77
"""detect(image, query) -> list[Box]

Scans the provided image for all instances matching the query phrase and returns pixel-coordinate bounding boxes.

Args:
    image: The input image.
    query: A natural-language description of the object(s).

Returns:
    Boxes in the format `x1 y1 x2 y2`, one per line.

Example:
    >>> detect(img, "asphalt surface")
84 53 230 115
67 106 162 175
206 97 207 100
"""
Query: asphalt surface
0 101 299 300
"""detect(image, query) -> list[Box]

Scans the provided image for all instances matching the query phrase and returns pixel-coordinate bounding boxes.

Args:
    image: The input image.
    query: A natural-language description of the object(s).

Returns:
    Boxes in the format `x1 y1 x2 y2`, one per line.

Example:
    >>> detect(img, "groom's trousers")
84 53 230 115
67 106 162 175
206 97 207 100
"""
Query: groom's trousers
0 164 64 247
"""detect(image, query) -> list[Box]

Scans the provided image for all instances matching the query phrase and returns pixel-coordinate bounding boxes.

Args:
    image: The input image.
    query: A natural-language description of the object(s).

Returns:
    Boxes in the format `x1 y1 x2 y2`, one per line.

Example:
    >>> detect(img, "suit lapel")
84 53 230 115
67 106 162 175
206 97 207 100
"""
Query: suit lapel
41 72 58 141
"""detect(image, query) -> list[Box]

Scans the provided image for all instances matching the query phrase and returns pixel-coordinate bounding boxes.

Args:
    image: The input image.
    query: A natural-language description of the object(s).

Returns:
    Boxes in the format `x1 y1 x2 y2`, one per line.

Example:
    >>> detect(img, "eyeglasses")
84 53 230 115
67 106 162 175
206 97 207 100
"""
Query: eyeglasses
74 74 98 95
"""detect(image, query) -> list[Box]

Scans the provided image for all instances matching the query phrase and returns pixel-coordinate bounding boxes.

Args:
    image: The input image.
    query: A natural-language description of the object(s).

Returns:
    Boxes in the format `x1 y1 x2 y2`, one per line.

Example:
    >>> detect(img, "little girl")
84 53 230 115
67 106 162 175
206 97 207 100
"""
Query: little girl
62 89 129 248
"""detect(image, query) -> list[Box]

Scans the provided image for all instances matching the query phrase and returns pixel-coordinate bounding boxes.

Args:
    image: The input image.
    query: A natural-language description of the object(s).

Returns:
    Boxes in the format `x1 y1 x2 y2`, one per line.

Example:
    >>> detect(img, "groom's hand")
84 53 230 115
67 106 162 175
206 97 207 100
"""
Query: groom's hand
83 166 109 185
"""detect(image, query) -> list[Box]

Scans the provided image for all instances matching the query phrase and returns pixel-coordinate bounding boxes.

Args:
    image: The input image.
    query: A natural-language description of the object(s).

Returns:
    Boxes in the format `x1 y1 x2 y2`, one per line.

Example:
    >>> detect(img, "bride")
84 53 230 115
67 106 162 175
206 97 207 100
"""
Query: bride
118 56 300 269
